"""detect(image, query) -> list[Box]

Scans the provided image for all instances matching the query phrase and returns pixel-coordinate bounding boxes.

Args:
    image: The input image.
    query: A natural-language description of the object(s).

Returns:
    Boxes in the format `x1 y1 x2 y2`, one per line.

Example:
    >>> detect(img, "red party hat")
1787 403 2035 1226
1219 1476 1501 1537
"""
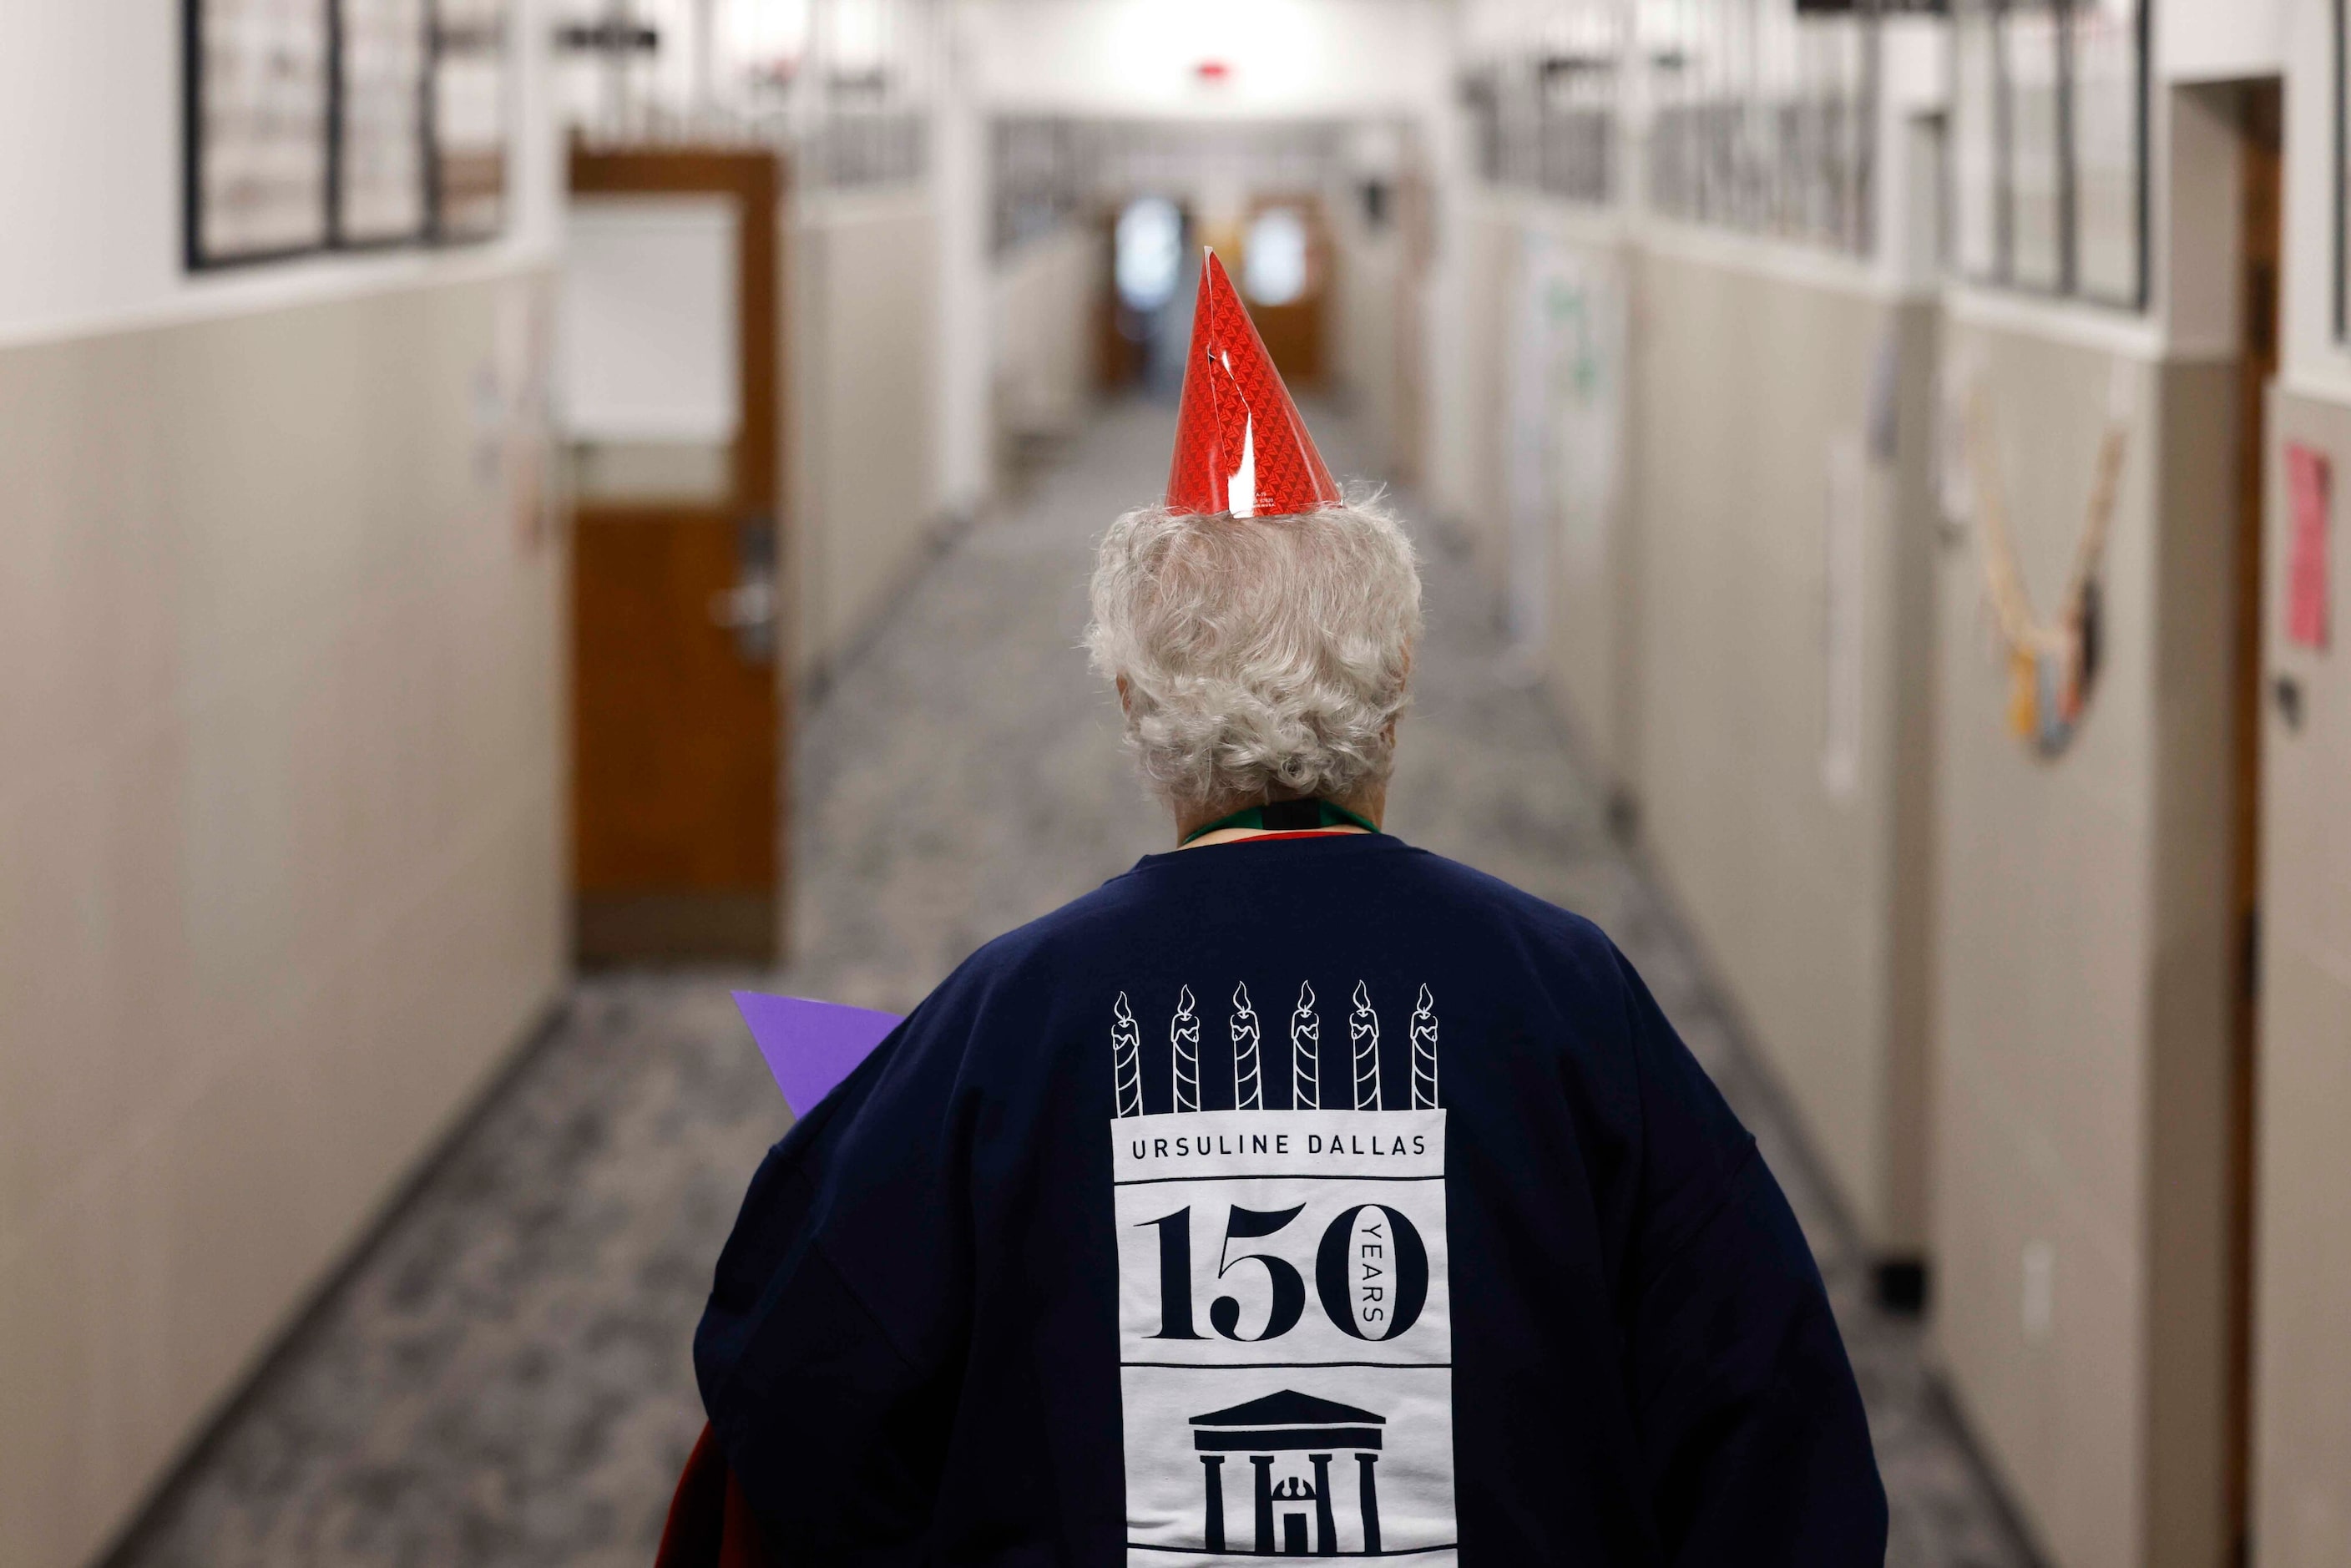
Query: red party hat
1165 250 1342 518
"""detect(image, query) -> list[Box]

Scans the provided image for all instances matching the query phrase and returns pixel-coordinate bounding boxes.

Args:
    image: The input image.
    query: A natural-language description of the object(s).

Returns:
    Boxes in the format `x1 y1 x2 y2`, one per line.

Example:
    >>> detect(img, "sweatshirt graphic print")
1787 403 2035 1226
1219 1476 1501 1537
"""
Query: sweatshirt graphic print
1112 980 1454 1565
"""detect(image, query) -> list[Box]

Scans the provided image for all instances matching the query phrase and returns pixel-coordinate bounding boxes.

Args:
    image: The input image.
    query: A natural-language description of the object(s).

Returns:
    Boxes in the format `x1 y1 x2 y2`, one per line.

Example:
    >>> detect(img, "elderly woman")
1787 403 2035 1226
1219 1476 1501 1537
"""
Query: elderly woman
690 257 1885 1566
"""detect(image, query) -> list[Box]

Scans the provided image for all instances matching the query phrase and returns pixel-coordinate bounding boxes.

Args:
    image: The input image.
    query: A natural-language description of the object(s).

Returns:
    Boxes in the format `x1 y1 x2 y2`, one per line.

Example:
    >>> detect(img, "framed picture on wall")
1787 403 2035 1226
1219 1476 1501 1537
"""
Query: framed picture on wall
429 0 511 242
335 0 431 246
186 0 508 269
185 0 332 267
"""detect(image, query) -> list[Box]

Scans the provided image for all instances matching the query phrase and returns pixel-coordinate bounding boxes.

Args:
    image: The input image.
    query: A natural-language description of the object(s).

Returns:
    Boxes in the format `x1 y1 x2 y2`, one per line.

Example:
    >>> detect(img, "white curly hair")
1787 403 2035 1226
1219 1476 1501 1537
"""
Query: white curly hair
1085 497 1423 814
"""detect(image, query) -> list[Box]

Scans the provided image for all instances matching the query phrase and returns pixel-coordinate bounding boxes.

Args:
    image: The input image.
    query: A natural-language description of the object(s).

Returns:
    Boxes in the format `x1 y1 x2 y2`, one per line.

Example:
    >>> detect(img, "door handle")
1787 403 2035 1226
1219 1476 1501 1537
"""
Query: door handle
711 517 779 664
2273 675 2304 733
710 579 776 627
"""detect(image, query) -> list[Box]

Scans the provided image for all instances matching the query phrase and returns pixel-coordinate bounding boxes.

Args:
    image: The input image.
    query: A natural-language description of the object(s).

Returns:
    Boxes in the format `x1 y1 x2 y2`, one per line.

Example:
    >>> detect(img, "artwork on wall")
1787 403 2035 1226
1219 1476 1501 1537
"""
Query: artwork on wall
336 0 431 245
186 0 333 266
1949 0 2147 309
185 0 508 269
1506 234 1563 660
1958 369 2134 760
1504 232 1625 667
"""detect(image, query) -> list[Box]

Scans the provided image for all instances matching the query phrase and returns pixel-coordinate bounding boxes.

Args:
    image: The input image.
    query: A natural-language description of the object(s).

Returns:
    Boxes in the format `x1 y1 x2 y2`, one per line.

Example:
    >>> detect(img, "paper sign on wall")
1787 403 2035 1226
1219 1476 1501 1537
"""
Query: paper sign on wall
2286 443 2331 651
1823 433 1868 800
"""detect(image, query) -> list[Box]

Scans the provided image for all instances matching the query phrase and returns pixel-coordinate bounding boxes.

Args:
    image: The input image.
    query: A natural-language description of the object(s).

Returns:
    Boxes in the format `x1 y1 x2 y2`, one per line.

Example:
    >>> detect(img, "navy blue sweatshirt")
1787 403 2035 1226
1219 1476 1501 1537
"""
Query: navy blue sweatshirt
696 832 1887 1565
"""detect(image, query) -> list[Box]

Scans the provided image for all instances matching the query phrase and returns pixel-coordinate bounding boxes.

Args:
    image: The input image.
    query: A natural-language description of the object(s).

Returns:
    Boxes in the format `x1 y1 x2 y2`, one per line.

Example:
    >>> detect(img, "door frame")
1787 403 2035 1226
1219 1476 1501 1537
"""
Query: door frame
2224 77 2283 1568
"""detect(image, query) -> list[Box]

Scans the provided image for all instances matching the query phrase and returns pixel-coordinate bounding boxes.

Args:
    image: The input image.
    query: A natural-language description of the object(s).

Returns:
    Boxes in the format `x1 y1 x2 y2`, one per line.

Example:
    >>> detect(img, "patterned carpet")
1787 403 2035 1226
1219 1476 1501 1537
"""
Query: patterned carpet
108 400 2037 1567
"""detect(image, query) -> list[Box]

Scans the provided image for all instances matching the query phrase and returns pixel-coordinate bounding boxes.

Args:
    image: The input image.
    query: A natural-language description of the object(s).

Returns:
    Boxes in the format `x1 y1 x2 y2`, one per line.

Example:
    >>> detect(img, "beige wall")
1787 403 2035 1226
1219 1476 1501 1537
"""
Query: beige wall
0 269 567 1568
1540 237 1636 799
790 191 948 680
1330 185 1408 483
1629 239 1936 1256
1433 197 1939 1254
1446 200 1517 578
1446 193 1639 790
1929 327 2238 1568
2251 387 2351 1568
990 225 1101 454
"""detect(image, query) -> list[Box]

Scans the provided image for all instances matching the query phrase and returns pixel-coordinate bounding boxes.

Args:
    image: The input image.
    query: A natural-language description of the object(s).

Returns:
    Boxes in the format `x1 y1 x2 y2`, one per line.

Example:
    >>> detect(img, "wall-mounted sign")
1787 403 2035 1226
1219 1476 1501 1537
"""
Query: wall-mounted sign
2287 443 2333 652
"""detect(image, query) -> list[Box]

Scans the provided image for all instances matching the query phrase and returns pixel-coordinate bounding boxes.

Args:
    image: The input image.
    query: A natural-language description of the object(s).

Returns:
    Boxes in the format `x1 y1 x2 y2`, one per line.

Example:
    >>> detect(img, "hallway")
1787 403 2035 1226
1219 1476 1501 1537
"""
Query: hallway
111 402 2031 1568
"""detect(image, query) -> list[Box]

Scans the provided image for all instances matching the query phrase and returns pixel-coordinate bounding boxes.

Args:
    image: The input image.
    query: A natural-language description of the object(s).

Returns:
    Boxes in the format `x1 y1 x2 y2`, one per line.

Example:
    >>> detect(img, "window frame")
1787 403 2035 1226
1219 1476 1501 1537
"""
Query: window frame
1641 0 1880 260
1950 0 2149 311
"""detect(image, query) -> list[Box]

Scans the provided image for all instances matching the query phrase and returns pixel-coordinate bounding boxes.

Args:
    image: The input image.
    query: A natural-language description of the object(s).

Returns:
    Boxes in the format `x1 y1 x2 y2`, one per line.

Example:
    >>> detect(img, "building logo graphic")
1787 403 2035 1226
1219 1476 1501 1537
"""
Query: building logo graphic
1112 983 1454 1564
1191 1390 1388 1556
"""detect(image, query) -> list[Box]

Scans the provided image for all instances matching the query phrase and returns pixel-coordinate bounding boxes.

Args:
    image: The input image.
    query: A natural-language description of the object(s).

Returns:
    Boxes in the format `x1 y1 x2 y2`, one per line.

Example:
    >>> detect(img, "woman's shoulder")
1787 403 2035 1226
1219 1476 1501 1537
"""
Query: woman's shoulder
1368 844 1631 988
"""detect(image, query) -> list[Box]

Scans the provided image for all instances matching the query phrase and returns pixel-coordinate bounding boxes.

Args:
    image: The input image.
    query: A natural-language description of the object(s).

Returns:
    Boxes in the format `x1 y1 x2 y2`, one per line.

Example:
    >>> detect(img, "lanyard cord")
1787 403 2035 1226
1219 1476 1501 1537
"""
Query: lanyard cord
1179 798 1383 847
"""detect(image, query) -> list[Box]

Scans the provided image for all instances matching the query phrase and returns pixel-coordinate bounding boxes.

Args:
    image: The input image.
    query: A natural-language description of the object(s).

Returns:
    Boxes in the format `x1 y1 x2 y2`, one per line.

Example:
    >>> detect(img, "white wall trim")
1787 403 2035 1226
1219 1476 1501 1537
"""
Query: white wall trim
2277 366 2351 412
0 241 562 354
796 182 939 228
2155 0 2289 85
1460 185 1629 248
1943 282 2184 362
1634 216 1924 304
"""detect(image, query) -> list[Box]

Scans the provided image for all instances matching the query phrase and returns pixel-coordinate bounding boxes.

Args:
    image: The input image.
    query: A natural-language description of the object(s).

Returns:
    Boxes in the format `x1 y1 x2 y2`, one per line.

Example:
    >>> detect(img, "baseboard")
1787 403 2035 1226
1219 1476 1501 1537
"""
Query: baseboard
575 891 781 967
1873 1257 1930 1315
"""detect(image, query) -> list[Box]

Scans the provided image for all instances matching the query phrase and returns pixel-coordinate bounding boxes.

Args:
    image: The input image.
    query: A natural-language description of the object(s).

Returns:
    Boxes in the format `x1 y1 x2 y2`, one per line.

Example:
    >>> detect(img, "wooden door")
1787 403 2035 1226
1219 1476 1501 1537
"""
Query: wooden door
1241 195 1332 389
569 145 787 964
1097 205 1146 392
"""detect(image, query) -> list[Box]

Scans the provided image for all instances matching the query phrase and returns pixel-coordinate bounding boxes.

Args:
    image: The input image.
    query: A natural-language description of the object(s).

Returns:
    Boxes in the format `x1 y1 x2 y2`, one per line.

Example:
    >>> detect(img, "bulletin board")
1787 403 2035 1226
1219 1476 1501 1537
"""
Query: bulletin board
184 0 509 270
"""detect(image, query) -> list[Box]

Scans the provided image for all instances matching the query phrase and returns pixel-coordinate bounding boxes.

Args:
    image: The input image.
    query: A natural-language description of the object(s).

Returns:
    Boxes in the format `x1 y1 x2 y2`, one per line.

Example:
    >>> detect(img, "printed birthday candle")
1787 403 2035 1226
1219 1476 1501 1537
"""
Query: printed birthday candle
1113 992 1144 1119
1231 984 1263 1111
1350 980 1383 1110
1411 984 1440 1110
1171 985 1201 1114
1291 982 1321 1110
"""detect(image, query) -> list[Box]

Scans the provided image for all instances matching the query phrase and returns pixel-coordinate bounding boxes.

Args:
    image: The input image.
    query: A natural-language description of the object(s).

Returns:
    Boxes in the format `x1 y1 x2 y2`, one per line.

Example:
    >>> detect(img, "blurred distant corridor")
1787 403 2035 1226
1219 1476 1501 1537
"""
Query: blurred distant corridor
105 403 2031 1568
